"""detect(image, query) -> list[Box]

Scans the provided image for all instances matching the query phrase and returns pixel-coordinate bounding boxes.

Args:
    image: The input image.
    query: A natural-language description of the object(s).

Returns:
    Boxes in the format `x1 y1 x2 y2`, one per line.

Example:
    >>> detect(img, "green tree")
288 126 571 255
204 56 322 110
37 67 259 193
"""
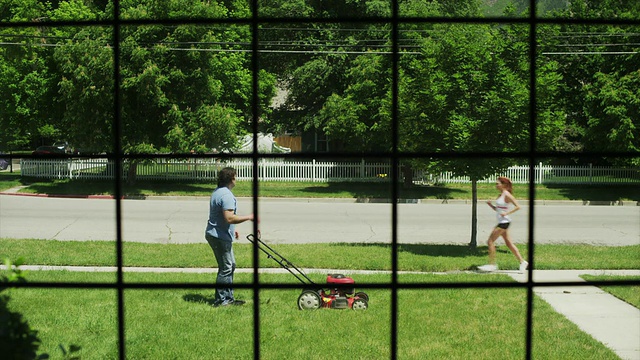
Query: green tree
539 0 640 165
583 71 640 161
399 21 534 247
54 27 114 154
260 0 394 149
0 258 46 360
259 0 567 247
0 0 60 149
2 0 277 164
115 0 276 156
316 53 392 152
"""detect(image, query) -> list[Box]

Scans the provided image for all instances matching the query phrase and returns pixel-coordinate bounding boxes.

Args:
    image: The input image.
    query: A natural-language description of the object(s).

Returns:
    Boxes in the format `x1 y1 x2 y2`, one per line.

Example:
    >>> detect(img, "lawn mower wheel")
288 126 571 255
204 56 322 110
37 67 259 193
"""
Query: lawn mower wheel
297 290 322 310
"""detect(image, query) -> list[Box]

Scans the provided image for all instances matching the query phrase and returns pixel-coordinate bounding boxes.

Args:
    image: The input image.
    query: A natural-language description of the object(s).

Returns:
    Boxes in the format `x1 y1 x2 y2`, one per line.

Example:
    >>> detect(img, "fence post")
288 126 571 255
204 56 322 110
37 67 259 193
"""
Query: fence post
538 162 542 184
589 163 593 185
312 159 316 182
361 158 365 180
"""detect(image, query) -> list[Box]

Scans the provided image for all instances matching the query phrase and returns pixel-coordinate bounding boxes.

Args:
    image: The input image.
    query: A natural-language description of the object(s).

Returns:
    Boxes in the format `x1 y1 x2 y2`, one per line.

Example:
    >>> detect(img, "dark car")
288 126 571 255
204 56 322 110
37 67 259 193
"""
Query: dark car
32 146 66 156
53 141 77 154
0 152 8 170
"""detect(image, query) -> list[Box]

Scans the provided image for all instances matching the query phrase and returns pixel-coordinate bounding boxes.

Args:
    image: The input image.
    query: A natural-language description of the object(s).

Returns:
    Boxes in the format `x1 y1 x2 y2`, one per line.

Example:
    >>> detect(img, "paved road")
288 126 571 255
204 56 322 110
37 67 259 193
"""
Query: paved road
1 195 638 245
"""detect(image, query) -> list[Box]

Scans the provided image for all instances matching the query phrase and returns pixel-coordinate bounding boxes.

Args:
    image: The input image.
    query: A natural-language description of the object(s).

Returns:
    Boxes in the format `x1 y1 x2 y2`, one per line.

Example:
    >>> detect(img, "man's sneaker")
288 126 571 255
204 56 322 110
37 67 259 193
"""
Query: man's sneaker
519 261 529 273
477 264 498 272
216 299 246 307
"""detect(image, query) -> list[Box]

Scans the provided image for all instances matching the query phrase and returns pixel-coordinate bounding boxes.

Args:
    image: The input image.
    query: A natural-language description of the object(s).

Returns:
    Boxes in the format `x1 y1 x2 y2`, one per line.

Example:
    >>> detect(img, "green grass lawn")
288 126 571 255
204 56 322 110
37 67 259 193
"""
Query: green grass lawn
3 271 621 360
0 172 23 191
581 275 640 309
1 172 637 358
2 239 636 359
2 171 639 201
1 239 639 272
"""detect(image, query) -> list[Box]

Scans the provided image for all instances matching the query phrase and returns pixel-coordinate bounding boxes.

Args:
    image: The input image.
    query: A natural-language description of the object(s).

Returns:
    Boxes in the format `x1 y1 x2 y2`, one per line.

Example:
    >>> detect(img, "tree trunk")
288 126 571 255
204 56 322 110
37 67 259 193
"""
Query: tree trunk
469 178 478 249
402 164 413 188
127 160 138 185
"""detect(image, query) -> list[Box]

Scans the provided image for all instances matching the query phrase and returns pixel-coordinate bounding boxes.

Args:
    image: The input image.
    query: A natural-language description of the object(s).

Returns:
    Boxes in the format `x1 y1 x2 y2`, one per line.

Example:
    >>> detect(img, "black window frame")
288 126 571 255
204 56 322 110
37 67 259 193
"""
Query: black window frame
2 1 639 359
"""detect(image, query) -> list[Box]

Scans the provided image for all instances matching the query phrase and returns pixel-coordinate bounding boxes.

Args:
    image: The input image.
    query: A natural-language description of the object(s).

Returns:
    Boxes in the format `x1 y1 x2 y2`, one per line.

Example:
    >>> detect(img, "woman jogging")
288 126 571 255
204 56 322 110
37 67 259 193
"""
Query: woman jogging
478 176 528 273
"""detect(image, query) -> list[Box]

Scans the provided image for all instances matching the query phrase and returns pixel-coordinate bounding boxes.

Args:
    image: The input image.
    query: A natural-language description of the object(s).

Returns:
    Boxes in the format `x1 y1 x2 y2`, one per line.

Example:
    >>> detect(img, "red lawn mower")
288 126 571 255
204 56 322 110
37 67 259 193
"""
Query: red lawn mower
246 234 369 310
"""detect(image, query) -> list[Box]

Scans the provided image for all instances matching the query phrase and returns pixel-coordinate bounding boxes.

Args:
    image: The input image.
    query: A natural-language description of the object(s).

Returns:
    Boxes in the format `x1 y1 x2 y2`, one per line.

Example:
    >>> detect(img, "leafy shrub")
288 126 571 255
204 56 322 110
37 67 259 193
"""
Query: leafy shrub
0 258 47 360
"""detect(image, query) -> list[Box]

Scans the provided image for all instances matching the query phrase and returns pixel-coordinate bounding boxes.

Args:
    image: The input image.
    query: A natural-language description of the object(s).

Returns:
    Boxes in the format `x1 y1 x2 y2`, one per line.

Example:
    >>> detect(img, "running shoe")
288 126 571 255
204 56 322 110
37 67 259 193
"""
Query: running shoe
519 261 529 273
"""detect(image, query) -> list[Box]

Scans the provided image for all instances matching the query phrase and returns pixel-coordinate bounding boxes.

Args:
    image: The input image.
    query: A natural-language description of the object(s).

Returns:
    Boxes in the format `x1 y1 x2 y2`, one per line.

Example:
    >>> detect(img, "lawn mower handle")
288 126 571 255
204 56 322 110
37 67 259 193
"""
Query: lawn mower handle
245 233 317 286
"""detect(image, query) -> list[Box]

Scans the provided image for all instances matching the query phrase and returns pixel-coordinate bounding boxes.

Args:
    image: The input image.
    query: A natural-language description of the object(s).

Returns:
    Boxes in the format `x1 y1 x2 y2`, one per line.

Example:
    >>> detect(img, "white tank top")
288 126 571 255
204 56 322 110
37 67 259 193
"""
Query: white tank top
495 192 511 224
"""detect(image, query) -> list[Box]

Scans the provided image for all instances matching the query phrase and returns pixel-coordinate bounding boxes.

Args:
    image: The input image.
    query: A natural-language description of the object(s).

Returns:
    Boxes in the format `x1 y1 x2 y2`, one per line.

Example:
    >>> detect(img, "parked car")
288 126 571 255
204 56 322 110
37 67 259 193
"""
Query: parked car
53 141 77 154
32 146 66 156
0 150 8 170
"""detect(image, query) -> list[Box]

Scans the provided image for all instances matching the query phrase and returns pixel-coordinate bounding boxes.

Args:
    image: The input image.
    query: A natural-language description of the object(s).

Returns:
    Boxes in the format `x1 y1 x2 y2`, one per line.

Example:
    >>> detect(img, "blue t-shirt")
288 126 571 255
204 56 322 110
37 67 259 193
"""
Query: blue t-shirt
205 187 237 242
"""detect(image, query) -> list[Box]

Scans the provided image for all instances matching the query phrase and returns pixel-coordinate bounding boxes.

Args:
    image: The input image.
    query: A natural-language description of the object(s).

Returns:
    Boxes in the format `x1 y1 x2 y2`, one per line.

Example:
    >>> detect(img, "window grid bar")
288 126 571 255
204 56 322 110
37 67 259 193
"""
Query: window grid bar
525 2 538 359
110 0 126 358
390 1 400 358
1 2 638 360
251 0 261 358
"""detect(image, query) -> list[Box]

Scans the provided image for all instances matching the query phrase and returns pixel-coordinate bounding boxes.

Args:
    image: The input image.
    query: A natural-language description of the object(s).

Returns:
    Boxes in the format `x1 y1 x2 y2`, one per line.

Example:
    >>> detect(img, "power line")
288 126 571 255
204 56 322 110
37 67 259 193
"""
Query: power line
3 30 638 55
0 41 422 54
552 43 640 47
4 41 638 56
542 51 639 55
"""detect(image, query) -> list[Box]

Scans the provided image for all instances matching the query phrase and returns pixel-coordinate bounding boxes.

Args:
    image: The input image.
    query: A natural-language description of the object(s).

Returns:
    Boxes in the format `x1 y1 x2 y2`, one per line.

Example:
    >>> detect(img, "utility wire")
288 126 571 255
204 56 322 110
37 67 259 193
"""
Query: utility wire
0 41 422 54
542 51 638 55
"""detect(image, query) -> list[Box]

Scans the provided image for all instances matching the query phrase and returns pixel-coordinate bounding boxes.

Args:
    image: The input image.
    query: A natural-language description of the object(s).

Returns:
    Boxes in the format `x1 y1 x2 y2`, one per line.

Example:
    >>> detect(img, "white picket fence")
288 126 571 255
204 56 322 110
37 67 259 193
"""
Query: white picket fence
19 158 640 184
432 163 640 185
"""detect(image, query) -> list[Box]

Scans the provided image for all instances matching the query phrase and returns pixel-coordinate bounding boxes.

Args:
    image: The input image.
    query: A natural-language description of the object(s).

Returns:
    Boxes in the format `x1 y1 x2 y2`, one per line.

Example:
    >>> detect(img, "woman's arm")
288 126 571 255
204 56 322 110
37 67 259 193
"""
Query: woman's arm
504 192 521 215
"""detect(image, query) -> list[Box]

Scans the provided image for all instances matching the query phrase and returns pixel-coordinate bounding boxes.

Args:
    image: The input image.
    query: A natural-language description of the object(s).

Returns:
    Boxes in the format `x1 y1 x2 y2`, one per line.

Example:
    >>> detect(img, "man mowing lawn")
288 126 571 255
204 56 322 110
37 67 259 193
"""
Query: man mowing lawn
205 167 255 307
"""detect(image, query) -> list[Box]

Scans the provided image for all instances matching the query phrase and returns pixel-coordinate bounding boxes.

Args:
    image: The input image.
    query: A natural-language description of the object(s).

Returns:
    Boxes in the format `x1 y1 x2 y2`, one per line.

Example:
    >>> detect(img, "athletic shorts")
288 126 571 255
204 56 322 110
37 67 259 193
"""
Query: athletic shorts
496 222 511 229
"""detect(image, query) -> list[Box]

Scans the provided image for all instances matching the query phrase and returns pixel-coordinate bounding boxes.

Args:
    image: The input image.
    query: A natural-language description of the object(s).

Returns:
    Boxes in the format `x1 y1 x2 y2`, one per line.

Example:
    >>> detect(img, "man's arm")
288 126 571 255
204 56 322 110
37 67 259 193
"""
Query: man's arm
223 209 254 225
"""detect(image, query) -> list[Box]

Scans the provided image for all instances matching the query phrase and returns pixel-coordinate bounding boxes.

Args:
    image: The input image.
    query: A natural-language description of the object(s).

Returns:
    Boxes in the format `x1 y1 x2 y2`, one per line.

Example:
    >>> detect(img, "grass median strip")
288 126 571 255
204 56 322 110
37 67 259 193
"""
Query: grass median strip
1 238 639 272
3 173 639 202
4 271 621 360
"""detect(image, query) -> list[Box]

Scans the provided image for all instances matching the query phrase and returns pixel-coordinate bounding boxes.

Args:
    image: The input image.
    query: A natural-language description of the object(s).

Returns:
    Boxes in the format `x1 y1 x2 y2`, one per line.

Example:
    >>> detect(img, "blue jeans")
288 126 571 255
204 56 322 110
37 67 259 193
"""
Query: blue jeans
206 235 236 304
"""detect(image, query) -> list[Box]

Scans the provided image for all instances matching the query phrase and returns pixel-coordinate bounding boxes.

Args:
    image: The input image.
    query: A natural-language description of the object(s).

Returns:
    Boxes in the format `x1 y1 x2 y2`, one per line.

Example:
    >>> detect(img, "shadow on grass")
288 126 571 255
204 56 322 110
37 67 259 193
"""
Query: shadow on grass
183 293 217 307
0 173 22 181
21 179 214 196
0 172 26 189
331 242 489 258
545 184 640 202
299 182 466 200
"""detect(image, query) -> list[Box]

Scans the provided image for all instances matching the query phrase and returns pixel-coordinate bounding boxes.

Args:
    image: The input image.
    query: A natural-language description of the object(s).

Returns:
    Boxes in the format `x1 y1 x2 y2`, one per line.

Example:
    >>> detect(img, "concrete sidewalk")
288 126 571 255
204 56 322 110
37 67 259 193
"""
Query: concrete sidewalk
3 265 638 359
508 270 640 360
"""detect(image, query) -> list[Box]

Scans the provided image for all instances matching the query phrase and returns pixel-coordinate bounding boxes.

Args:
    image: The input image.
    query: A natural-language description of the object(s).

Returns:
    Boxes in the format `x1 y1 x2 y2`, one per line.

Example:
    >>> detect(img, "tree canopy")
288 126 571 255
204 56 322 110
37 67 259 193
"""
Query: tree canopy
0 0 276 154
0 0 637 166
